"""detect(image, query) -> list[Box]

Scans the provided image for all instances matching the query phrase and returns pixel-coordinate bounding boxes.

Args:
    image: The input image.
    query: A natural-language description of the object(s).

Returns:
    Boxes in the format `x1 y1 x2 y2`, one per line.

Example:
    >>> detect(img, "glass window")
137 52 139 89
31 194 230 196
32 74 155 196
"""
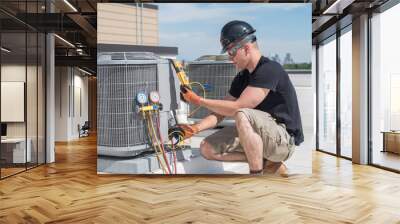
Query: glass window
0 1 46 179
1 28 28 178
27 31 38 169
340 27 352 158
318 35 337 154
371 3 400 171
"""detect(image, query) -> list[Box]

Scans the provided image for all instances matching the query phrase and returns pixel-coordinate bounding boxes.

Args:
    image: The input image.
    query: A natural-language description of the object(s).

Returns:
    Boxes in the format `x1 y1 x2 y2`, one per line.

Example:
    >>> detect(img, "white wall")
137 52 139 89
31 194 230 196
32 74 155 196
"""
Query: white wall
55 67 89 141
1 65 26 82
71 73 89 138
1 64 46 163
1 65 26 139
1 65 29 138
55 66 69 141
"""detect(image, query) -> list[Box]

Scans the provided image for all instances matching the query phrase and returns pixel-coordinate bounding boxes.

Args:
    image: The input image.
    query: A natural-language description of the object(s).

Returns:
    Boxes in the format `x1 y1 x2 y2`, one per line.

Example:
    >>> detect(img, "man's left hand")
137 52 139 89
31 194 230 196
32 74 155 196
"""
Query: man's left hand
181 85 201 105
178 124 199 139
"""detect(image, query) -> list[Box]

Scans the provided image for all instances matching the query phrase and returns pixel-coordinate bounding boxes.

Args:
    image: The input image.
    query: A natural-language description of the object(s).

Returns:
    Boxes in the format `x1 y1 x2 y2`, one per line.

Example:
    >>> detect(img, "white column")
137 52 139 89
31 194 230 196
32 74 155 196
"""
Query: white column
352 14 369 164
46 33 55 163
312 45 317 142
45 0 55 163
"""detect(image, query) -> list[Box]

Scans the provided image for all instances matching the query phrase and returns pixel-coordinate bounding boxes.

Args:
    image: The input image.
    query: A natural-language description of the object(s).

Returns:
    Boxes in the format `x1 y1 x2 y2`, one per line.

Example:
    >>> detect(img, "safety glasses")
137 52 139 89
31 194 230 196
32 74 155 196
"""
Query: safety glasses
227 43 244 57
226 42 244 58
225 34 256 57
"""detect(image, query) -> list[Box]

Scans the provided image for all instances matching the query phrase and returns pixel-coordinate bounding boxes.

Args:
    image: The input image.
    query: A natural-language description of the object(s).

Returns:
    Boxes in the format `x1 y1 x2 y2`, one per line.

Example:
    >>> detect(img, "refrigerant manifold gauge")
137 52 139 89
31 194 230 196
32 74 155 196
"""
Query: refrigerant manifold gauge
136 92 148 104
149 91 160 103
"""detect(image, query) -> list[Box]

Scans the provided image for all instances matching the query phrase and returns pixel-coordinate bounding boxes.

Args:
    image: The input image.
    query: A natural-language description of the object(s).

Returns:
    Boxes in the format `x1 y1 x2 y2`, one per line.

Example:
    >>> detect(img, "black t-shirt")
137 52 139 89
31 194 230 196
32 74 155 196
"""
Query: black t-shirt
229 56 304 145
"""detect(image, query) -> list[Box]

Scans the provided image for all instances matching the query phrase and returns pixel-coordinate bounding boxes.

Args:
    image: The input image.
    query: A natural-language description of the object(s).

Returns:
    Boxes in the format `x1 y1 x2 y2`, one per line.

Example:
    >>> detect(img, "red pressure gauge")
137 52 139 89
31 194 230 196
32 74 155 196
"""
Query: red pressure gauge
149 91 160 103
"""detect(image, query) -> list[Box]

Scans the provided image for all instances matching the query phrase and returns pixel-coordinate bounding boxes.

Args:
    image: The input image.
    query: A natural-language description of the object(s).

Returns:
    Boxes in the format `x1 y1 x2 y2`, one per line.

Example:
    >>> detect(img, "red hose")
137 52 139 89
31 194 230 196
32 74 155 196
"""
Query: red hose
155 113 174 174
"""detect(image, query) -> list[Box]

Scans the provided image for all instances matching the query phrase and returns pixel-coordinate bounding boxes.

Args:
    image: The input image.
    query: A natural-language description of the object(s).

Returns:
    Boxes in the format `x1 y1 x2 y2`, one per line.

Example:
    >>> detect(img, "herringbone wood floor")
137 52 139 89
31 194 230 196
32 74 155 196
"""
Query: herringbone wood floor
1 135 400 223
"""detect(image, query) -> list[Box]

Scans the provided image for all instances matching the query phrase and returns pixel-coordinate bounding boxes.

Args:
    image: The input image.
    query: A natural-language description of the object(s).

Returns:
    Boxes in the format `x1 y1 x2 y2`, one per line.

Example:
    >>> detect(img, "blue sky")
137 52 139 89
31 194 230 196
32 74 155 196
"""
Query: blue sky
156 3 311 63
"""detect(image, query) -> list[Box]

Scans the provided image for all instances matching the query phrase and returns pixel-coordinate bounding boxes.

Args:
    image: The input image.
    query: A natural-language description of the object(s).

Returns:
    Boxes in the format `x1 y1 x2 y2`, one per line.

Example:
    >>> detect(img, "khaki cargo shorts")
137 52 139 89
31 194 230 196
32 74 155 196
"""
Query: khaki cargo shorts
204 108 295 162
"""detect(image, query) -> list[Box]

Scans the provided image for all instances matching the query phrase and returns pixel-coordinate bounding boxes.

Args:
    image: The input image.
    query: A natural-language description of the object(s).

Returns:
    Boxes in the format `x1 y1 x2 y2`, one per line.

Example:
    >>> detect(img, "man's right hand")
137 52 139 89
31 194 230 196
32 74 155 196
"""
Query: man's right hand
180 85 202 105
178 124 200 139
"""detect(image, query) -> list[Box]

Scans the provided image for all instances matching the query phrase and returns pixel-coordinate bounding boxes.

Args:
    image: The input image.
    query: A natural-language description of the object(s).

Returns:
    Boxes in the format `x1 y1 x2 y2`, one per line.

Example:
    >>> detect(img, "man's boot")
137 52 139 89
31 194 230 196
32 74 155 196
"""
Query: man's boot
263 160 289 177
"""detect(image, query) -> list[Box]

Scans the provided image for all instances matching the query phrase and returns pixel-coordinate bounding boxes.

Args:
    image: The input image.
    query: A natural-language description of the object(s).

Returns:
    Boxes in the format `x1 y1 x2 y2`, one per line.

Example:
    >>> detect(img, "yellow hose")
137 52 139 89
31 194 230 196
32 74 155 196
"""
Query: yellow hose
188 82 206 117
144 112 169 174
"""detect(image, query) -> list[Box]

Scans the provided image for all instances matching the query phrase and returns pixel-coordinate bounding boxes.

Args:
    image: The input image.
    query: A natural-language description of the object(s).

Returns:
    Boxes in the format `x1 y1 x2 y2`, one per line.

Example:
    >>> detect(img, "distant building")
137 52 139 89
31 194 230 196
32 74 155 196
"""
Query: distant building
283 53 295 65
97 3 177 58
97 3 159 46
271 53 281 64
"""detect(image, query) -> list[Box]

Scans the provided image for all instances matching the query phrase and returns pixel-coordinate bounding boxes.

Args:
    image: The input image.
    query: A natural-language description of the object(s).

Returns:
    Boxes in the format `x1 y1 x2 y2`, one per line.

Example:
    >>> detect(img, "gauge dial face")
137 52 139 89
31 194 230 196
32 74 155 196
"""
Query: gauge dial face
149 91 160 103
136 92 148 104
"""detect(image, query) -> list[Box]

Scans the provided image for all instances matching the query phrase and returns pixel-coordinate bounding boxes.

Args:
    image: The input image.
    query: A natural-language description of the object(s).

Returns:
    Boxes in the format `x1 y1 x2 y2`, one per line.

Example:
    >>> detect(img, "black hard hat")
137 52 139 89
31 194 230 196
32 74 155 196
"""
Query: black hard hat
220 20 256 54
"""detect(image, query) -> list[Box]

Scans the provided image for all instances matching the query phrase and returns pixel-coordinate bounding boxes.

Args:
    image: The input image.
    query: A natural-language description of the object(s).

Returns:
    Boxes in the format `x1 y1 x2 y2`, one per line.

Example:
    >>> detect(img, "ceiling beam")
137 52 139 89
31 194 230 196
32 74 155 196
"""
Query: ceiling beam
55 55 96 68
323 0 356 14
66 13 97 47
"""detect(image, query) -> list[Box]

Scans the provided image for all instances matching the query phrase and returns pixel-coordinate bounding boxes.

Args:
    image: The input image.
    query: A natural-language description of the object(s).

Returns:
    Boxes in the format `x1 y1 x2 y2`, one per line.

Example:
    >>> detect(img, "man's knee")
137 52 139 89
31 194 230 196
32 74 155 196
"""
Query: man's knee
200 140 218 160
235 110 251 131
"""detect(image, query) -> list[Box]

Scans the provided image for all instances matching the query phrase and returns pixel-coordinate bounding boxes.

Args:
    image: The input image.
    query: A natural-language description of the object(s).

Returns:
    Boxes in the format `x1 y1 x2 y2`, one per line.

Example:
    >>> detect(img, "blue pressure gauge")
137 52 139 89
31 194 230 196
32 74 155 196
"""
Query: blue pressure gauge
136 92 148 104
